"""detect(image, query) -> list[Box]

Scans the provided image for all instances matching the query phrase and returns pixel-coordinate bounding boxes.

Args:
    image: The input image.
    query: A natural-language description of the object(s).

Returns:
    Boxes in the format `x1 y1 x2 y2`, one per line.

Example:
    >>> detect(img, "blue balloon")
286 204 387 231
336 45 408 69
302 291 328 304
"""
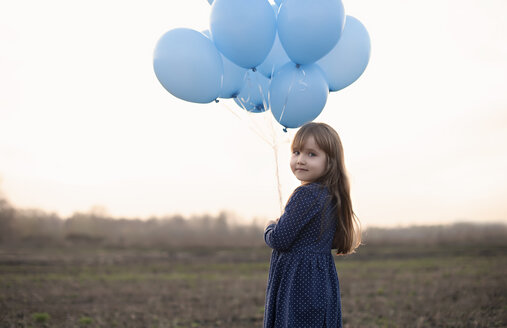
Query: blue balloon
257 32 290 78
219 55 249 99
274 0 282 5
317 16 371 91
234 70 270 113
257 4 290 79
257 5 290 79
278 0 345 65
270 63 329 128
153 28 223 104
202 30 248 99
208 0 213 4
210 0 276 69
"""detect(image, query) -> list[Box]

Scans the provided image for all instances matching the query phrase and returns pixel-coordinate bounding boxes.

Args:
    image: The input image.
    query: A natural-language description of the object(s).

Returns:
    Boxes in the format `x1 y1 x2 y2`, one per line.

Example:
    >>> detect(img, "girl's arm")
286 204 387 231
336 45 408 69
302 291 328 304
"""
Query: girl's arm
264 186 320 251
264 218 278 231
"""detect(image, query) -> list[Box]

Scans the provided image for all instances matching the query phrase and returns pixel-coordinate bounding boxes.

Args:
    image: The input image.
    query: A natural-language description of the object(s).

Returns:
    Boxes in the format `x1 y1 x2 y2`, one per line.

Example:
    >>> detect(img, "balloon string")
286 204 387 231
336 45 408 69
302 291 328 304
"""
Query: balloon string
220 74 286 217
218 100 273 147
269 119 284 215
218 106 285 216
238 72 273 144
277 66 299 124
255 72 284 215
255 71 269 114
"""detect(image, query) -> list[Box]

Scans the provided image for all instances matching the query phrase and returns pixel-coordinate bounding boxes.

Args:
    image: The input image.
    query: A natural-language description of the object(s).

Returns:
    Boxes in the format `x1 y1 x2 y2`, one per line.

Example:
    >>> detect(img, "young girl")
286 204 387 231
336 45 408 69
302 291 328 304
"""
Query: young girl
263 122 361 328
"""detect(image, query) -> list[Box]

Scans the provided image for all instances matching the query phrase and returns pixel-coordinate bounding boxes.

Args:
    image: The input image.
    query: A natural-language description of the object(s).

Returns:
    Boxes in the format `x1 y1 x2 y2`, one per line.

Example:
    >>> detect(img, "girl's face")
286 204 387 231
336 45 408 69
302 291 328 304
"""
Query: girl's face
290 135 327 184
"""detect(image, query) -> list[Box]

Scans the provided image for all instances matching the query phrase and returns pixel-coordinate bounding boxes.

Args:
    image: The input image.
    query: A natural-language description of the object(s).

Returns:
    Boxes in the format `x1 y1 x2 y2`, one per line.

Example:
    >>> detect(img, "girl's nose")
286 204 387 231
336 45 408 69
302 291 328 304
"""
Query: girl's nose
297 155 305 165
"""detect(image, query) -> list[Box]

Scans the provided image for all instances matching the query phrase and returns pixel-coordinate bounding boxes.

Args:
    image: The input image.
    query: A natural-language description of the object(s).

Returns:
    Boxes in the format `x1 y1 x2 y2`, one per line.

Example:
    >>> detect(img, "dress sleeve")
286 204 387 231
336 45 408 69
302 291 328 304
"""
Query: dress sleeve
264 186 320 251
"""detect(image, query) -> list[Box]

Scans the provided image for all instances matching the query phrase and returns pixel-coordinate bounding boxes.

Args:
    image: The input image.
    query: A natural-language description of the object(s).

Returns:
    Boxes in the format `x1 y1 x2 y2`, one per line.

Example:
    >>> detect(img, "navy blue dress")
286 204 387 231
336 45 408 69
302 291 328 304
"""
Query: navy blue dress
263 183 341 328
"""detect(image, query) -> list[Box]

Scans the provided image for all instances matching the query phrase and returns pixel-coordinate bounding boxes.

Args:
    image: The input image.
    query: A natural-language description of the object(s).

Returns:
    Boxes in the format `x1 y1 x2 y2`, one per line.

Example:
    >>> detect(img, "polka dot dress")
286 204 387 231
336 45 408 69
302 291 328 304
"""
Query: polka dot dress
263 183 342 328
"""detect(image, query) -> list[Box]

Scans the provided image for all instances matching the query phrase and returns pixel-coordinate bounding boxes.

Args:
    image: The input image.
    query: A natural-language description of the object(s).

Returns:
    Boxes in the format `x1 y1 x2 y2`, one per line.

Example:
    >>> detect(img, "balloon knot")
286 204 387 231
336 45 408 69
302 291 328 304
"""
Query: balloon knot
283 127 288 133
214 99 219 103
251 67 257 72
295 64 301 69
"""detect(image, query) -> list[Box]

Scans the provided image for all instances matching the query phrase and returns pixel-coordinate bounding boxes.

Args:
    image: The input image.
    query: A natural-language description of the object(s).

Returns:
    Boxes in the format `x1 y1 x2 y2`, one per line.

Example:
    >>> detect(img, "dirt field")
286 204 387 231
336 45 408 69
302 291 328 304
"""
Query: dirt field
0 243 506 328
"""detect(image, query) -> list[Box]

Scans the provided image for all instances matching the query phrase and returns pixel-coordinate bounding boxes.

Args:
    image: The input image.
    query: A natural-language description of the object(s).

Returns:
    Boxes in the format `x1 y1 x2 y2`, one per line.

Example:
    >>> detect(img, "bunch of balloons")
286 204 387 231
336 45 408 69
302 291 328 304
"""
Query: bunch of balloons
153 0 370 129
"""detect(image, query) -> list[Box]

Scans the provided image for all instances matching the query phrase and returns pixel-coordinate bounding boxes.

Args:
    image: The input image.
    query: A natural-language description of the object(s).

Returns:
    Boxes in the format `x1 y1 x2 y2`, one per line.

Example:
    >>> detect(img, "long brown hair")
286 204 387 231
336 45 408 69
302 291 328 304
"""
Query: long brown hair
291 122 361 255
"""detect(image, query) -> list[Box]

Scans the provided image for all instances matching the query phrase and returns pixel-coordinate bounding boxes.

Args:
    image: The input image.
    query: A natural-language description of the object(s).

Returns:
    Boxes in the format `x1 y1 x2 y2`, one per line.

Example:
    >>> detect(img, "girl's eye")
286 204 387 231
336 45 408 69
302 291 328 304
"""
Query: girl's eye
309 152 316 157
292 151 300 155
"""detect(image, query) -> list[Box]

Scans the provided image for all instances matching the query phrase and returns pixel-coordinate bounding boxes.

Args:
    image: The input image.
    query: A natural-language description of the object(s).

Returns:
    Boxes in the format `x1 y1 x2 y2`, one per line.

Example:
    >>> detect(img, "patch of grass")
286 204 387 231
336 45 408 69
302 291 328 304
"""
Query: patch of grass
78 316 93 325
375 315 397 328
32 312 50 324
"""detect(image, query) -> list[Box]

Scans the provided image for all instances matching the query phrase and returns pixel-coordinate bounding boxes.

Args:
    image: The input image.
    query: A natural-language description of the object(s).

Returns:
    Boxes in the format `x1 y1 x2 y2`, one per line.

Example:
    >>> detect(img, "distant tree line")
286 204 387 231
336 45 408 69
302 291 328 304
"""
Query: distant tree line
0 193 263 248
0 192 506 248
363 223 507 246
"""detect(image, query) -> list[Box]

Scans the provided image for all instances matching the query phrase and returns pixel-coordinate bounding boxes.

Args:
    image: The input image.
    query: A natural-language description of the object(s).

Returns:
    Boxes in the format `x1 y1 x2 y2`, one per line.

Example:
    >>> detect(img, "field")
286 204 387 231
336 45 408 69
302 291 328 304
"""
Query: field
1 243 506 328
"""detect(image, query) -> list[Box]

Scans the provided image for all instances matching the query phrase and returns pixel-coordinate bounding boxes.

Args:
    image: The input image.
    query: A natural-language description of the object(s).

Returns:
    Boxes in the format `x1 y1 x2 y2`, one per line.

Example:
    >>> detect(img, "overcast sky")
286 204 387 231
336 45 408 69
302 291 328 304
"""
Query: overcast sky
1 0 506 227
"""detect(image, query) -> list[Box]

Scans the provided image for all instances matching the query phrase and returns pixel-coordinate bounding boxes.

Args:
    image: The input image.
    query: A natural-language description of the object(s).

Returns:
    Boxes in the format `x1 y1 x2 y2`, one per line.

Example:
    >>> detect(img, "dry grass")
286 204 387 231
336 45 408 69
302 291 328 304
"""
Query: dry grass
0 243 506 328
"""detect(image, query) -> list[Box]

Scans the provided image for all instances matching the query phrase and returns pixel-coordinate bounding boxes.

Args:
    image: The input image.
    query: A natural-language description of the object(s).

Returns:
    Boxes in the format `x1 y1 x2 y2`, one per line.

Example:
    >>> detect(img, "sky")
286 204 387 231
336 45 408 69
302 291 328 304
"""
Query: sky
1 0 506 227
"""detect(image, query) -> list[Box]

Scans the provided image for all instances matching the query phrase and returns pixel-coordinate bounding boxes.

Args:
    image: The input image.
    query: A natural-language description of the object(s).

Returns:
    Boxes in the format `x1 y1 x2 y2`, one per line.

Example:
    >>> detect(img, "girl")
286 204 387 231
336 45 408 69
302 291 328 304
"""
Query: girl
263 122 361 328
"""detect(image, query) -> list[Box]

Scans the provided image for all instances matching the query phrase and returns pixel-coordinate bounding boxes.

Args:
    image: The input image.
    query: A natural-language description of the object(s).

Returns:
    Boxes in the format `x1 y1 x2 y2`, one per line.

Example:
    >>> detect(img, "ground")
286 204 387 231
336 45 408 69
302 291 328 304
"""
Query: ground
0 243 506 327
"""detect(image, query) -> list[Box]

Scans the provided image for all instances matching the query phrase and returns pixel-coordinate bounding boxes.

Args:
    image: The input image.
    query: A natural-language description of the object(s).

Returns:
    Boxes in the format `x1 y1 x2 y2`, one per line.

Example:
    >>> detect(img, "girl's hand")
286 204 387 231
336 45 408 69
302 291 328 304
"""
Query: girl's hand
264 218 279 230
